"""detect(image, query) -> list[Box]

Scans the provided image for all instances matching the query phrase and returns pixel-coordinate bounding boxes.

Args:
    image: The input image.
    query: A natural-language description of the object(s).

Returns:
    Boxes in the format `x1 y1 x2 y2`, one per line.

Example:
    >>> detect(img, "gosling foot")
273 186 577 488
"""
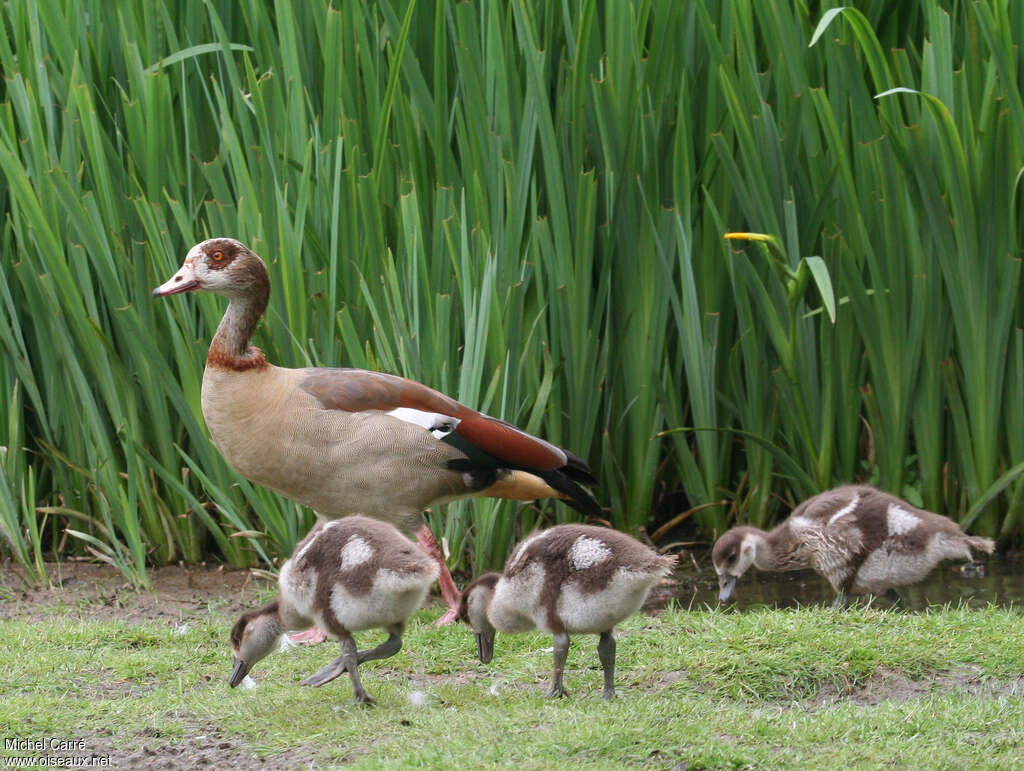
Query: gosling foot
300 658 348 688
545 682 569 699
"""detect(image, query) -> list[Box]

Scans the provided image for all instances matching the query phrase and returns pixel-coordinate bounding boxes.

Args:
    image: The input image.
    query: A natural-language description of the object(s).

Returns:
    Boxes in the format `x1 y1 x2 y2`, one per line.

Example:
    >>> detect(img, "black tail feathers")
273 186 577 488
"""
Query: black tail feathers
531 467 602 518
562 449 600 488
445 458 601 518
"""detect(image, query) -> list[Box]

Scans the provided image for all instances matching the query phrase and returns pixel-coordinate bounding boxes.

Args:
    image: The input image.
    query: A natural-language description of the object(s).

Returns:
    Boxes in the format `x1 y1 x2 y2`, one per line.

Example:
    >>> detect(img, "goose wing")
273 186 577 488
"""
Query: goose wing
298 368 598 487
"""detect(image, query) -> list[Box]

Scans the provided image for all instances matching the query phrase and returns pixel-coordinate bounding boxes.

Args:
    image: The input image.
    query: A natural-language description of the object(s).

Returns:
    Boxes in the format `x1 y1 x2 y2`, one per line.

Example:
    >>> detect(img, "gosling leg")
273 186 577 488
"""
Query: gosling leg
831 592 849 610
339 636 375 705
546 632 570 699
301 636 376 704
597 631 616 701
357 625 404 664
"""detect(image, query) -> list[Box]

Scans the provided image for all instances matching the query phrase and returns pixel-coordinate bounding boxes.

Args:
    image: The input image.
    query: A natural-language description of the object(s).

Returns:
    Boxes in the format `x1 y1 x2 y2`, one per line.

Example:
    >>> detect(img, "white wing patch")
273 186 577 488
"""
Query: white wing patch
827 494 860 526
568 535 612 570
887 504 920 536
341 535 374 568
387 407 460 439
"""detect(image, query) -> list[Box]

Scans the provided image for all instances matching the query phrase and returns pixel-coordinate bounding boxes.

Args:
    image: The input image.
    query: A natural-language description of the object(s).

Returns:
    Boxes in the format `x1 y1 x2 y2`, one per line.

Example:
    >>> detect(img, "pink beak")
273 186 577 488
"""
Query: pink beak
152 262 199 297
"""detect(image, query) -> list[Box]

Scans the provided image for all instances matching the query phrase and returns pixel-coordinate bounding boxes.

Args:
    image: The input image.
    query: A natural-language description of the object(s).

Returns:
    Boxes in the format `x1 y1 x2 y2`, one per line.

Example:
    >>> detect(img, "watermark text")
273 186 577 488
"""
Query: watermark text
3 738 111 767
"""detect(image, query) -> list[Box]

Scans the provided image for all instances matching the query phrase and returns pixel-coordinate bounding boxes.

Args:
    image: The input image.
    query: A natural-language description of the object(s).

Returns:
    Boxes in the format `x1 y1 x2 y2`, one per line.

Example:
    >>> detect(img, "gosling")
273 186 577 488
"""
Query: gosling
712 485 995 608
229 515 438 704
460 524 676 700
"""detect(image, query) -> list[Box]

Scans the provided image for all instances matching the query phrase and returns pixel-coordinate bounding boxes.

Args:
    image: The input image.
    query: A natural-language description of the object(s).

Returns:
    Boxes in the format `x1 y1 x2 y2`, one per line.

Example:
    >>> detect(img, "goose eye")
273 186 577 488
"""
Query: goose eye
212 251 225 261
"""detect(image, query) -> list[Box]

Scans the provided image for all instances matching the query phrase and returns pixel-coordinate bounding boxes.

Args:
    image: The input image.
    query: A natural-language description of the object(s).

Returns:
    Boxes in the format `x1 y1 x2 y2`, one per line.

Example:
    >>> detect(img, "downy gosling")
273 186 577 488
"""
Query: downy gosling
229 516 438 704
460 524 676 699
712 485 994 607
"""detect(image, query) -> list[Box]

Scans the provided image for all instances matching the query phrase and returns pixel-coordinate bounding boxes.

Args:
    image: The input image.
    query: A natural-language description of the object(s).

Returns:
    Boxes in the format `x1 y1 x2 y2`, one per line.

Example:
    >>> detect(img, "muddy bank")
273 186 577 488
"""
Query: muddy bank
0 561 274 624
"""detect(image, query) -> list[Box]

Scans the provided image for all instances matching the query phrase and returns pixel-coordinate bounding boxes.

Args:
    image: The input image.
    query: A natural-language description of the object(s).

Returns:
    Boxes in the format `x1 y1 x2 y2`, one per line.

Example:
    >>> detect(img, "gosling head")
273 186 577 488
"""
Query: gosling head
228 601 284 687
458 573 501 664
152 238 268 300
711 528 760 603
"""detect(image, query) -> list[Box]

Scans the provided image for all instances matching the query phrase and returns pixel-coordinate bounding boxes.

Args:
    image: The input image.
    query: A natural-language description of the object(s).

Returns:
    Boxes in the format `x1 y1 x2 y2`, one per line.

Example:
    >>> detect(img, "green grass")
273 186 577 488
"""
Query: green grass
2 603 1023 769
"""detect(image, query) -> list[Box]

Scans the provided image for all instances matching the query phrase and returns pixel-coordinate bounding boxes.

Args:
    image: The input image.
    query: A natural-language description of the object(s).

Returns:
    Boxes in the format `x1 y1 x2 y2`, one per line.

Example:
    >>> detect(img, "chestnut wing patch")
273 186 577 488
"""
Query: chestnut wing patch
453 414 565 470
299 368 568 469
299 368 465 414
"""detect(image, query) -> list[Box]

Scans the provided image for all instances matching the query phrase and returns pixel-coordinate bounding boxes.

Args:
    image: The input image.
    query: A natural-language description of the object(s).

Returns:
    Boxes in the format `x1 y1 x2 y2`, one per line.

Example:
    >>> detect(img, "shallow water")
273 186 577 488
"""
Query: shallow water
661 556 1024 611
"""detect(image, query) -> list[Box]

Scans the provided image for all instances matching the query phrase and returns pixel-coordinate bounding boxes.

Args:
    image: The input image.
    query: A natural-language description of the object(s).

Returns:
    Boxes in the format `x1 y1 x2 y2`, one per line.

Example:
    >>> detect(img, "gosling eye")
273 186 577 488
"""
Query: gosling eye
212 250 225 262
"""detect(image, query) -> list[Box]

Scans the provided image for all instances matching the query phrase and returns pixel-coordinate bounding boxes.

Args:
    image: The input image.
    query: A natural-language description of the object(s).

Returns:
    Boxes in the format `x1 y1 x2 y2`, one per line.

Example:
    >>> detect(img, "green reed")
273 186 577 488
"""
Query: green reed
0 0 1020 584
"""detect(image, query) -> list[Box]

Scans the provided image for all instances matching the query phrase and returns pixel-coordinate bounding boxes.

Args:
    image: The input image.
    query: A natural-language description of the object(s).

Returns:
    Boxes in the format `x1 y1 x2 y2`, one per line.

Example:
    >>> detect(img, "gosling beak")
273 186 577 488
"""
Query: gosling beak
718 574 737 603
475 630 494 664
152 262 199 297
229 658 249 688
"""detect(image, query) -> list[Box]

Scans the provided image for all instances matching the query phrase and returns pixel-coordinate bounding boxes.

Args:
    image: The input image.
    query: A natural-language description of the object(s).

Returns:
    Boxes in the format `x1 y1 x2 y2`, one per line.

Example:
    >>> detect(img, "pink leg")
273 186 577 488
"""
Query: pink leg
288 626 327 645
415 523 462 626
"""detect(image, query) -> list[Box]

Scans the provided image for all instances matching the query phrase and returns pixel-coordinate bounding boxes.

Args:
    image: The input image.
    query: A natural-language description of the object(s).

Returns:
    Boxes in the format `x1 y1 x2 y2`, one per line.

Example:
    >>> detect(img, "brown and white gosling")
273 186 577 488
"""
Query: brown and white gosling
459 524 676 700
229 516 438 705
712 485 995 608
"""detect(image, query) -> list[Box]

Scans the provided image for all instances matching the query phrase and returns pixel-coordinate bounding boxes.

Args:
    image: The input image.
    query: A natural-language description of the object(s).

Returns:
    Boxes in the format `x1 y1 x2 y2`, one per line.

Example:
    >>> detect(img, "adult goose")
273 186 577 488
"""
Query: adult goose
153 238 600 624
712 485 995 607
229 515 438 705
460 524 676 699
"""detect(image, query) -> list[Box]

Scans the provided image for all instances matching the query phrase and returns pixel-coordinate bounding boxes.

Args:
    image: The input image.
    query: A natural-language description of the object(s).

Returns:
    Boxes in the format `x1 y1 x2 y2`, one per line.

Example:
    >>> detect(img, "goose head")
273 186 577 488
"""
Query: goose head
458 572 501 664
711 527 760 602
229 601 283 687
152 238 268 300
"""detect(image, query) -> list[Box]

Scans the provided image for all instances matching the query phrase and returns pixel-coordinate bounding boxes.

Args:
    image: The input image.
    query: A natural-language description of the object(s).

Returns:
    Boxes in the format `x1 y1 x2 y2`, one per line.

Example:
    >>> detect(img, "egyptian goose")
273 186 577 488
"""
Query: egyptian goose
712 485 995 607
229 516 438 704
459 524 676 699
153 238 600 624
